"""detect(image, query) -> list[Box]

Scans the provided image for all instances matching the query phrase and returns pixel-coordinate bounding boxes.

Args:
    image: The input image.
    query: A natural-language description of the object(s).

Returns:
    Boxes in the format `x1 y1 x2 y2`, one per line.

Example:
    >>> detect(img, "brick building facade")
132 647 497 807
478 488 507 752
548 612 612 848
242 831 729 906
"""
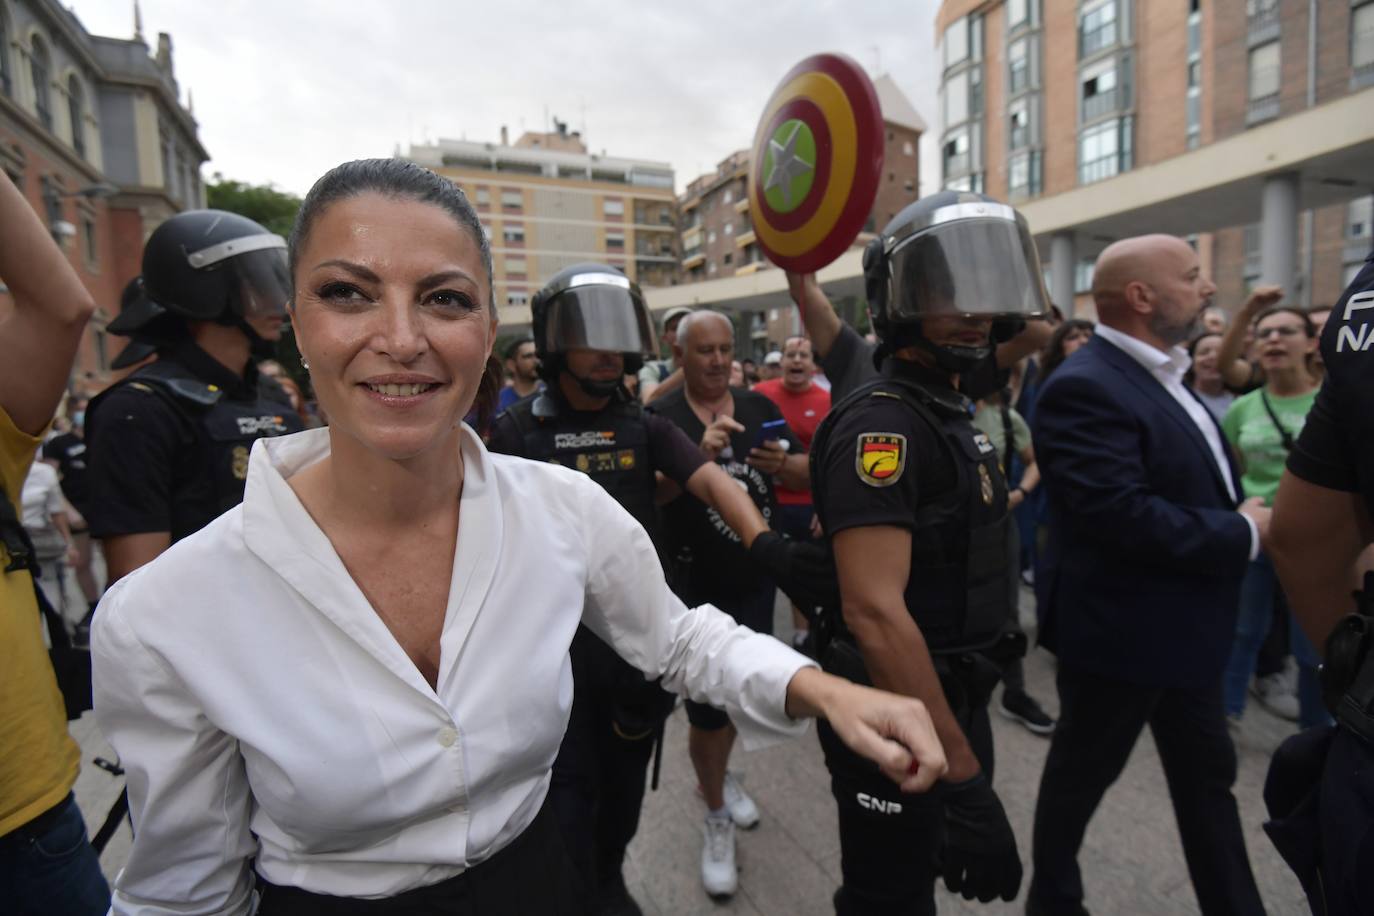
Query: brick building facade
935 0 1373 315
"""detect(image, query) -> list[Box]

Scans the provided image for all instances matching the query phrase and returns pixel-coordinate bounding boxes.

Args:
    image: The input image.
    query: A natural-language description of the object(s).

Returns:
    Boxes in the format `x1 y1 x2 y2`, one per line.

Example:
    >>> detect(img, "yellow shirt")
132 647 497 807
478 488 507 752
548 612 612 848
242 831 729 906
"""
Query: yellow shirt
0 408 79 835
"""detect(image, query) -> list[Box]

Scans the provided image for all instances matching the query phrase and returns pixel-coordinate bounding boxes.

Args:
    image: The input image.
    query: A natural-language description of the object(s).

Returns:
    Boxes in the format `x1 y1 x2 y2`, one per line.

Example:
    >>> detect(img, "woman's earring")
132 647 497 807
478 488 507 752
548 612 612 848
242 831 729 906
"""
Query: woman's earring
300 355 310 370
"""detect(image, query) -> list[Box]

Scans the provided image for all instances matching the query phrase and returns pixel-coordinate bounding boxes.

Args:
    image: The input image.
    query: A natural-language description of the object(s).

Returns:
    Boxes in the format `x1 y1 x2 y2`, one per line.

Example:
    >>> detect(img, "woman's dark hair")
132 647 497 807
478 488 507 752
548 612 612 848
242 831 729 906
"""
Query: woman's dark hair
288 158 503 430
1040 319 1095 381
1184 331 1223 386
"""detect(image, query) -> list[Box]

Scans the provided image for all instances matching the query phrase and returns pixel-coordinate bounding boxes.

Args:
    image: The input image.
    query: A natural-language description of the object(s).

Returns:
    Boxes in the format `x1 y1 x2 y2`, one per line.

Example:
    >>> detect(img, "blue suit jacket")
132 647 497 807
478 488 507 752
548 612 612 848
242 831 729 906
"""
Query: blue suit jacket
1031 334 1252 688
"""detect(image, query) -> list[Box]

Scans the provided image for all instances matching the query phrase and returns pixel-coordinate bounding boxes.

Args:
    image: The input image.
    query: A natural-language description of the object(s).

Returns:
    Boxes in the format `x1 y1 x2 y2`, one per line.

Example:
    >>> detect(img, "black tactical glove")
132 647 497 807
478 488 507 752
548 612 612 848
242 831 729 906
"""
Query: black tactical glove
937 772 1023 903
748 531 839 614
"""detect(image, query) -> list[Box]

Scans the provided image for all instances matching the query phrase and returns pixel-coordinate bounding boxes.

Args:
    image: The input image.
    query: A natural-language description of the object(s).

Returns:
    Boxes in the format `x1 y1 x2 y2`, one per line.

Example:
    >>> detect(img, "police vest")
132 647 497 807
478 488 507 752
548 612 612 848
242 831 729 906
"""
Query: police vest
811 374 1013 654
89 358 303 524
504 395 658 533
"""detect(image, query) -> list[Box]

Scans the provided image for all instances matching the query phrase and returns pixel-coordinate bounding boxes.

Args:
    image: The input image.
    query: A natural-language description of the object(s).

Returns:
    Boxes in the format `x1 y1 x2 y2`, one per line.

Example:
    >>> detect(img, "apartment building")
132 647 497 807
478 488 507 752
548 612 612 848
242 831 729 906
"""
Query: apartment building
406 124 678 327
935 0 1374 314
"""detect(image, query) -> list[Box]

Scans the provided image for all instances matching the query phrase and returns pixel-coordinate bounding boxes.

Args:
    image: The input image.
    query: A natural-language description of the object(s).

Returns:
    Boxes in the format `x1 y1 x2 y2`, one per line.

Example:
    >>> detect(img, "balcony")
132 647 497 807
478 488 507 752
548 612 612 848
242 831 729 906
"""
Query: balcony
1246 91 1280 126
735 229 757 248
682 252 705 270
1247 5 1280 47
1082 85 1123 122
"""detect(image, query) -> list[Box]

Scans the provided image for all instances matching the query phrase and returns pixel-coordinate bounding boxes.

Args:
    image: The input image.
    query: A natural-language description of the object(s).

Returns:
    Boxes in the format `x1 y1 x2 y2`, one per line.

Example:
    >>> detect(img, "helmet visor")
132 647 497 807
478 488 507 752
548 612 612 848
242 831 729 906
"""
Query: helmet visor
543 276 657 355
227 247 291 319
887 215 1049 319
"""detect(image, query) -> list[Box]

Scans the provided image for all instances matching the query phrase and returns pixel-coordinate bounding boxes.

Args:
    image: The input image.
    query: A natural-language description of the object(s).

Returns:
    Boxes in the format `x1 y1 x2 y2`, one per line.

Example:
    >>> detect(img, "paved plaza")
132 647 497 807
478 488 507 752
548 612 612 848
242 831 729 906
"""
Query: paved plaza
72 589 1309 915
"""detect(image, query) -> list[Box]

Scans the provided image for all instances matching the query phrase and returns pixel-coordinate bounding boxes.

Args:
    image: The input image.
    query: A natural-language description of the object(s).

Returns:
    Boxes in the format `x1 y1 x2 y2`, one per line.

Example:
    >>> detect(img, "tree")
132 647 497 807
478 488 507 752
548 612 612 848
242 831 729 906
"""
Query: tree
205 174 301 238
205 175 307 390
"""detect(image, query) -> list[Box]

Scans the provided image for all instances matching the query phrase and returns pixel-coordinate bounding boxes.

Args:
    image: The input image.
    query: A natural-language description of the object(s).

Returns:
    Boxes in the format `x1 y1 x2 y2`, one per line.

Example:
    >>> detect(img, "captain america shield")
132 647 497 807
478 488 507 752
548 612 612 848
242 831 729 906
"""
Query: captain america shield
748 53 885 274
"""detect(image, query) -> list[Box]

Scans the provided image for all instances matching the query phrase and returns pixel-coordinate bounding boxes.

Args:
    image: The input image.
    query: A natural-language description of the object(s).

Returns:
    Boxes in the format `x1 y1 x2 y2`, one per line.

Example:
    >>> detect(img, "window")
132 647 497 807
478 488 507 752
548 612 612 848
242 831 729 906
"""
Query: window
707 230 717 244
502 224 524 244
724 221 733 235
1348 196 1373 239
30 35 51 129
723 188 733 204
1247 0 1278 15
1079 117 1132 184
1081 58 1118 121
500 189 522 209
944 17 969 69
1009 99 1031 150
67 76 85 158
474 187 490 206
943 129 970 178
82 217 97 266
1249 41 1280 100
505 257 527 276
1354 3 1374 76
1079 0 1117 58
1074 258 1096 293
603 198 624 217
1008 39 1029 94
942 70 969 128
1008 0 1028 28
507 292 528 308
723 252 733 266
944 173 984 193
1008 151 1041 198
605 231 624 250
903 140 915 156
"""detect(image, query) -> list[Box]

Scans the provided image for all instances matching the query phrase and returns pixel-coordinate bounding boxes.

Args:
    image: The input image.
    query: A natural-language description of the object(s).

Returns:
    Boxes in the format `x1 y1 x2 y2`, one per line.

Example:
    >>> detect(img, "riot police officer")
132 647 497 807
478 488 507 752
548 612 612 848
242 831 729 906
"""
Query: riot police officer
808 192 1047 914
487 264 833 916
85 210 304 584
1264 245 1374 916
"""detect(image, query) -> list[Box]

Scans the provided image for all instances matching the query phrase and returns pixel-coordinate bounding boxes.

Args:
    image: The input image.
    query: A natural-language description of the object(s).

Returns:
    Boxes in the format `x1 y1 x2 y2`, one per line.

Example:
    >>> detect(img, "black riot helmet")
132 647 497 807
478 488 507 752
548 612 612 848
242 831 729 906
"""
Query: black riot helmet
107 276 164 369
530 263 657 398
140 210 290 352
863 191 1049 372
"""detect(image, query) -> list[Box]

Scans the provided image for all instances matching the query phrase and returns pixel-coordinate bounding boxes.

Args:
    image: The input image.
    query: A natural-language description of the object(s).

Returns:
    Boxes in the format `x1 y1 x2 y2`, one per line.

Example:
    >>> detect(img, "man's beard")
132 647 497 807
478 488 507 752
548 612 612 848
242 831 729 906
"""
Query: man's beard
1150 305 1201 347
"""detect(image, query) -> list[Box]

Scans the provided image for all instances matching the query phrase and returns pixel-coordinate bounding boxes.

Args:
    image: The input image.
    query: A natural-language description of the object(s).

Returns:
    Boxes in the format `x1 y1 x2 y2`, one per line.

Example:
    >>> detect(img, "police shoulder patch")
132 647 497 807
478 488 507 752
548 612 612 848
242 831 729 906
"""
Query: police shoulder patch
855 432 906 487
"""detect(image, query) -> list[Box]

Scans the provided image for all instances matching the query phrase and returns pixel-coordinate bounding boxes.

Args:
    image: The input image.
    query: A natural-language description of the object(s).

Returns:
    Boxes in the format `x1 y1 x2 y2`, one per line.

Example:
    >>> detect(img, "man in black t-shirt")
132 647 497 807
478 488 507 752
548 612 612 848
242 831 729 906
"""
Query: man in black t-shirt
647 308 808 899
1265 247 1374 916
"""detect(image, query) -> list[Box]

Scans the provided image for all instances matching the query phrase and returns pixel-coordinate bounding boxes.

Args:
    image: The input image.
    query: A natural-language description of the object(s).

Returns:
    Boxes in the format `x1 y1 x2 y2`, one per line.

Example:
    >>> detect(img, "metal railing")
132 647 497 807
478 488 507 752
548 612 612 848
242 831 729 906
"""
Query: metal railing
1247 5 1280 46
1246 91 1280 125
1081 85 1121 122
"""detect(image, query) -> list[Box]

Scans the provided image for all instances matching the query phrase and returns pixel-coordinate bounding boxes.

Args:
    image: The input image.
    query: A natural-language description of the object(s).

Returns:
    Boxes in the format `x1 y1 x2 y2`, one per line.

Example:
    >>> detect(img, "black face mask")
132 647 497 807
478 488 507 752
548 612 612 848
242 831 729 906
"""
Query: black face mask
572 374 622 399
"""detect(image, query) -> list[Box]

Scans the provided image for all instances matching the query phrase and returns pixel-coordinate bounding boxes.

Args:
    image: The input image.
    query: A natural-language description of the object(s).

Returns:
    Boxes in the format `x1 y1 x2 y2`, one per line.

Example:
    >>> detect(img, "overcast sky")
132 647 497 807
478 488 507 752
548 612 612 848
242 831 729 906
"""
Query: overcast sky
72 0 941 198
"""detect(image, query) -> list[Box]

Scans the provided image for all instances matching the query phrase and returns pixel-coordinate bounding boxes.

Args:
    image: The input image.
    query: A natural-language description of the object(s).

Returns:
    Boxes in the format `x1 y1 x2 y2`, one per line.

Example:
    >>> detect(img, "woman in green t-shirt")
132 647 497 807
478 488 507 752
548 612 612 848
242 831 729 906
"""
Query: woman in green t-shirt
1220 306 1329 728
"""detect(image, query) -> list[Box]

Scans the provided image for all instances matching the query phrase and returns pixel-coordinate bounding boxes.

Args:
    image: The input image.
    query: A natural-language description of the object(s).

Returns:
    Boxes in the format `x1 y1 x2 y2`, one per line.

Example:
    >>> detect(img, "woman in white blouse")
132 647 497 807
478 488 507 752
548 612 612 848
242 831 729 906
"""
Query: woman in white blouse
92 159 946 916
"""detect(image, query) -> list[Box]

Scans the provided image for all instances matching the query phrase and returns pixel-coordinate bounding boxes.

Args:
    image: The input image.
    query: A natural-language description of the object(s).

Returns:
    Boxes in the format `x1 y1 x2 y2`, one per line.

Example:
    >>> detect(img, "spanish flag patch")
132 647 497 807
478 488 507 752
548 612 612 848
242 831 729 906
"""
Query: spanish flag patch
855 433 906 487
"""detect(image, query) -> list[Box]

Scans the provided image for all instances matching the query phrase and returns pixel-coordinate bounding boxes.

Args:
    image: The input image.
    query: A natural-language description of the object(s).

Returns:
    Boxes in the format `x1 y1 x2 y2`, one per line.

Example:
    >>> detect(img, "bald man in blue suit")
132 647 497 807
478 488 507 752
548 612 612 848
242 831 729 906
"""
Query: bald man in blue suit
1025 235 1270 916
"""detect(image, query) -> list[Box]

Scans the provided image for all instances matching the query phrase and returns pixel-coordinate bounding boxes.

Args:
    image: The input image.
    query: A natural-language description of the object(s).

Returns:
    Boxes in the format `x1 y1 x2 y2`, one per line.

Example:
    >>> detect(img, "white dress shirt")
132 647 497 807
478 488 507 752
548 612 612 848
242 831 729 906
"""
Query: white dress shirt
1092 324 1258 558
93 425 813 915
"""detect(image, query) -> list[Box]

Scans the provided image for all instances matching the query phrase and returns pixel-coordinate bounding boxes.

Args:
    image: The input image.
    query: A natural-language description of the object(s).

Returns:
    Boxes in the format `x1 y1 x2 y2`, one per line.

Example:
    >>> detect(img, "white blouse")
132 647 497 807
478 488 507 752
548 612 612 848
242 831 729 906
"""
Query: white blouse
93 425 812 915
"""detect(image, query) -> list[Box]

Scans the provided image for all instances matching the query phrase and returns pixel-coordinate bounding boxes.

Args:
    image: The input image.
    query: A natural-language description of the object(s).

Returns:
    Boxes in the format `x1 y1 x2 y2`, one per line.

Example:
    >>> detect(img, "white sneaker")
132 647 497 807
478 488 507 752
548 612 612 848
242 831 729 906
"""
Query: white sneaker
701 814 738 897
722 771 760 829
1251 672 1299 721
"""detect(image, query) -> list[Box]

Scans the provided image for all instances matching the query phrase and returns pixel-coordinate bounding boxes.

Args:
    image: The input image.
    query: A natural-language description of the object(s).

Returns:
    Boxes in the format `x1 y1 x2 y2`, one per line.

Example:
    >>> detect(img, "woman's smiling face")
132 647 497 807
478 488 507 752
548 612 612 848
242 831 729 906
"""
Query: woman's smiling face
291 192 496 461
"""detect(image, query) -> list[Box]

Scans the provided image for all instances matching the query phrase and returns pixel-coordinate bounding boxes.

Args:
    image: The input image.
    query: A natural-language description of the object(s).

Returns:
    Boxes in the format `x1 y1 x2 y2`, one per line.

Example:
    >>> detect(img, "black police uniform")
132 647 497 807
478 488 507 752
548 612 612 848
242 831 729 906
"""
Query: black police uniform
1263 247 1374 916
84 342 303 544
487 388 706 911
809 357 1020 916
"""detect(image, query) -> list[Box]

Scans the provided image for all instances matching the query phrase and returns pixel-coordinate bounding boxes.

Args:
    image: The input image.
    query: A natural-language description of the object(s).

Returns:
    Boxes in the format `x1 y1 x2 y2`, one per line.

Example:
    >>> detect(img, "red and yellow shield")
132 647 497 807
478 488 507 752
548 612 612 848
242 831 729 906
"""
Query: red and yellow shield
748 53 885 274
855 433 906 487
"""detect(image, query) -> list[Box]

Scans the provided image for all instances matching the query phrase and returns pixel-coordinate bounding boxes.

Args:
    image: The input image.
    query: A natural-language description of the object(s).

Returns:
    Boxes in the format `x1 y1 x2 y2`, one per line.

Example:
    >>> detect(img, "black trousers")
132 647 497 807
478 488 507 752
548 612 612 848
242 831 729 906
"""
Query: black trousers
255 802 578 915
1028 663 1265 916
549 629 668 911
819 703 993 916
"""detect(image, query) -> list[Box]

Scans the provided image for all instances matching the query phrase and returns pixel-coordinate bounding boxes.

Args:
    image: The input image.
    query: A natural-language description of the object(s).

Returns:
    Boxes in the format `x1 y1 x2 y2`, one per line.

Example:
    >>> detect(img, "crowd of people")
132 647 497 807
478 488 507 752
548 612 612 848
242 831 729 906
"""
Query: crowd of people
1 157 1372 916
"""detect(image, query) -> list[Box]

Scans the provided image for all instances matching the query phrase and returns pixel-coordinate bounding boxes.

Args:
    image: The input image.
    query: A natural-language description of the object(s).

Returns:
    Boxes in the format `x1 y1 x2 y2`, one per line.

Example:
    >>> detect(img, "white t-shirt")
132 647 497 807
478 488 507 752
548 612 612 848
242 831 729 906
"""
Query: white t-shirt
93 425 811 915
20 460 64 556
